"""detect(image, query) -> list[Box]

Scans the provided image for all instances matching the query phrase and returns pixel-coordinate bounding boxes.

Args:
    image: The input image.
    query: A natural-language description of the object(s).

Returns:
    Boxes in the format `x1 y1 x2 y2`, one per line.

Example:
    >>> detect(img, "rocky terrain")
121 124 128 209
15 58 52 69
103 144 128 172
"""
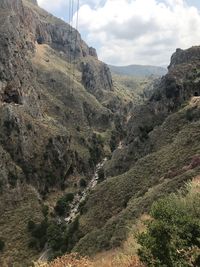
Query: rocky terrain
0 0 200 266
0 0 135 265
69 47 200 256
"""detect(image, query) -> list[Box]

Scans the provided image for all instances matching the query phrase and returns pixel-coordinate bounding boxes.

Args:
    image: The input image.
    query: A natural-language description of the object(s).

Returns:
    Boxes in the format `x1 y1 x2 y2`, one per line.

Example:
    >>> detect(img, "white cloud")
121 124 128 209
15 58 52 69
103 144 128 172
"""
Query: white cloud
76 0 200 66
38 0 67 12
37 0 200 66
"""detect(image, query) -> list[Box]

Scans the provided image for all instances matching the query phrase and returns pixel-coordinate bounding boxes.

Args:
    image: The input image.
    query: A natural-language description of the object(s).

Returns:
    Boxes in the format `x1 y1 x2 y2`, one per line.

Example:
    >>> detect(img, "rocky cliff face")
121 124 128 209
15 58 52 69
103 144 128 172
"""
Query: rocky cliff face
169 46 200 69
82 59 113 100
0 0 116 192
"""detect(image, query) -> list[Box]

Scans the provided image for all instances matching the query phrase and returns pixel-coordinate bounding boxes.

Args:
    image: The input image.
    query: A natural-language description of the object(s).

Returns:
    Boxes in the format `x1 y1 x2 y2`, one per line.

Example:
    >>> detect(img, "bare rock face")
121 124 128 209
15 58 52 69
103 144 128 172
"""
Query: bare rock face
89 47 98 58
169 46 200 70
0 0 40 117
0 0 23 10
82 60 113 100
22 1 96 60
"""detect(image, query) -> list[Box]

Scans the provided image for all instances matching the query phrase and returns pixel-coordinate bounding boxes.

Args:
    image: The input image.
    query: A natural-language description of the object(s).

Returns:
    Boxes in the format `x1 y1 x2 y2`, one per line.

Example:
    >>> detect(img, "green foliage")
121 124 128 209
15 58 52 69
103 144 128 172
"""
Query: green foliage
0 179 4 193
0 239 5 252
8 172 18 187
26 123 33 131
76 126 81 132
110 131 118 152
47 223 66 251
64 193 74 202
54 193 74 216
185 106 200 122
47 218 81 259
27 220 36 232
97 168 105 183
89 133 104 166
185 109 194 121
79 178 87 188
28 218 49 250
139 125 153 141
42 205 49 218
165 77 179 99
137 183 200 266
28 238 38 249
54 198 70 216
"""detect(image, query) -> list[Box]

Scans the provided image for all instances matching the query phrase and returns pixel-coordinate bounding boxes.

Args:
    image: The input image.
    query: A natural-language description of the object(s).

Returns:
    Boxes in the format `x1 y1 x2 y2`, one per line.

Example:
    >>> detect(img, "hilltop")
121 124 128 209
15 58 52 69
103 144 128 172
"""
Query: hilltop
109 64 167 77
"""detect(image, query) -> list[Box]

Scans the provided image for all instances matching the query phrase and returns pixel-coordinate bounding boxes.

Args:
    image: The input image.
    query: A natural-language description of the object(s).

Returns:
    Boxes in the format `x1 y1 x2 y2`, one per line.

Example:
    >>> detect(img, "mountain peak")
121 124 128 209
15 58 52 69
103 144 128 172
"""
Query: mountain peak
169 46 200 70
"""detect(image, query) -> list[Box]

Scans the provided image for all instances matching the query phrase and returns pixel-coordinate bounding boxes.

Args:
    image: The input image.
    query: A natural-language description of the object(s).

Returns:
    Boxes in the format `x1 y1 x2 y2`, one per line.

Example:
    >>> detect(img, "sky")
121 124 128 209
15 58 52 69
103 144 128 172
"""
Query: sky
37 0 200 66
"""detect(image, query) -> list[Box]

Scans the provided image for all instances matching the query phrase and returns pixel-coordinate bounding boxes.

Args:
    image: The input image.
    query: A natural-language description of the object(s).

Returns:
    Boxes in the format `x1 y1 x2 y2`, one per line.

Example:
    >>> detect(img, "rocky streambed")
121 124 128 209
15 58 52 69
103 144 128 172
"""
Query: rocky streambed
64 158 108 224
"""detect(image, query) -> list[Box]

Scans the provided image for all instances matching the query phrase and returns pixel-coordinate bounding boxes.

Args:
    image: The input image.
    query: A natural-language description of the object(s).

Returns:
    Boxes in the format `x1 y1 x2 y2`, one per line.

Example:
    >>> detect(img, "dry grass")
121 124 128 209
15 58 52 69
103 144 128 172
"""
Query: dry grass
34 254 93 267
34 253 144 267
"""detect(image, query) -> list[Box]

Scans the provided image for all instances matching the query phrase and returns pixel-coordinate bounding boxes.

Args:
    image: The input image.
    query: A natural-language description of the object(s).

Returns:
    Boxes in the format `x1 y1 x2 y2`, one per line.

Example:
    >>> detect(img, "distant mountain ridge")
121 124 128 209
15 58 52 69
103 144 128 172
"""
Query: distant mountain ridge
109 64 167 77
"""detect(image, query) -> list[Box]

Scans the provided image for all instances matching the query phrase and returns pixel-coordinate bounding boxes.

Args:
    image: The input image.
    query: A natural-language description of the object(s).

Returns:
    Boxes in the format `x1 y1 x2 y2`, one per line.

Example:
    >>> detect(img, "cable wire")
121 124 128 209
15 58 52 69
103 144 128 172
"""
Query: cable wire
67 0 80 94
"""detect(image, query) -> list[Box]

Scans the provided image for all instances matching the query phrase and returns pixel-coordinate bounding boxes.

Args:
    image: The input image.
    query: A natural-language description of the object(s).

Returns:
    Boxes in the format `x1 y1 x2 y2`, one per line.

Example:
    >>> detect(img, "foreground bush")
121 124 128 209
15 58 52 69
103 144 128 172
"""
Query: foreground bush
137 178 200 266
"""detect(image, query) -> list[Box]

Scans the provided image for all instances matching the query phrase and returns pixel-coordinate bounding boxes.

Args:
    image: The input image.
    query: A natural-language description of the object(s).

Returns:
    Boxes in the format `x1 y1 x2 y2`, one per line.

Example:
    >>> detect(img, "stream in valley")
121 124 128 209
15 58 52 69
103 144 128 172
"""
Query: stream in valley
64 157 108 224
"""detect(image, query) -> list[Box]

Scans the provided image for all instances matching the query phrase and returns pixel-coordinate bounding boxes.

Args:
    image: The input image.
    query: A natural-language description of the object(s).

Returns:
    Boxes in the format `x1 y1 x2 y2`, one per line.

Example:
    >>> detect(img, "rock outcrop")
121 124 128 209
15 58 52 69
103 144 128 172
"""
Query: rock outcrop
82 59 113 100
169 46 200 69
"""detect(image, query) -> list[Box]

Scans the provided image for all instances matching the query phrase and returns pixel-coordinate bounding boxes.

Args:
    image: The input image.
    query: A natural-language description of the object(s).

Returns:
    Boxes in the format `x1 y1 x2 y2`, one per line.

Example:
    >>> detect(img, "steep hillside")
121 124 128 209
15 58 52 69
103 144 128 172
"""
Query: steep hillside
68 47 200 256
0 0 137 265
109 64 167 77
35 178 199 267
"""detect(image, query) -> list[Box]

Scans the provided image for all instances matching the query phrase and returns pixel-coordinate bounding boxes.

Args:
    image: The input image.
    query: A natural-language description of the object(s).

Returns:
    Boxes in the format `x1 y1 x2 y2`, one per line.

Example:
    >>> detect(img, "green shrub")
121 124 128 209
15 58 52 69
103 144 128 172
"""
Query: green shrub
64 193 74 202
54 193 74 216
28 219 49 250
27 220 36 232
28 238 38 249
76 126 81 132
8 172 18 187
88 133 104 165
47 223 66 251
32 220 48 239
97 168 105 182
185 108 195 121
0 180 4 193
0 239 5 251
27 123 33 130
137 181 200 266
42 205 49 218
54 198 69 216
79 178 87 188
110 131 118 152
